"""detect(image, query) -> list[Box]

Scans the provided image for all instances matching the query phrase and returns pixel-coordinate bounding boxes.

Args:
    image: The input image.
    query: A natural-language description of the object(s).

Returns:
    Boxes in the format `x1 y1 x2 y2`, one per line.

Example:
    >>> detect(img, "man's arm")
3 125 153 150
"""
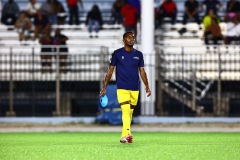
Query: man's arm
99 65 115 97
139 67 151 97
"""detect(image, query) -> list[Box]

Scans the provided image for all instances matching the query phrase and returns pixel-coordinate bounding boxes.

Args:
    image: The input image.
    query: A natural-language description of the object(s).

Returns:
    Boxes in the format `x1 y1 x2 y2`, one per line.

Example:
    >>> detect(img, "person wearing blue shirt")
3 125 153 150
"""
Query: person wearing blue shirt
99 31 151 144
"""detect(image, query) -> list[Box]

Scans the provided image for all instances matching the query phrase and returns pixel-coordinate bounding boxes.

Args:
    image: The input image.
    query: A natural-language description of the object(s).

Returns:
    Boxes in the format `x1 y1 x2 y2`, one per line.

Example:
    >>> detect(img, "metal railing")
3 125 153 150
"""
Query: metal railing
156 45 240 116
1 44 240 117
0 45 110 116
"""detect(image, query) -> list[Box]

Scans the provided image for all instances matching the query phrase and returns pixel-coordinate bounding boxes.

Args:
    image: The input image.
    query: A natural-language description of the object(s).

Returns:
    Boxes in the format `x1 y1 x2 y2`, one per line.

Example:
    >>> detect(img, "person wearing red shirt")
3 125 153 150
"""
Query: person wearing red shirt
156 0 177 28
66 0 83 25
121 1 138 41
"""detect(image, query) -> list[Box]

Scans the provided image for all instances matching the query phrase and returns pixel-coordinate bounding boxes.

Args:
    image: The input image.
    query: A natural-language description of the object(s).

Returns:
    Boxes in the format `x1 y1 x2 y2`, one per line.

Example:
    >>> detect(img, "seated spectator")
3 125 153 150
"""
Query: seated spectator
53 28 69 73
203 9 220 33
52 0 67 25
121 0 138 40
224 15 240 45
39 28 53 73
41 0 56 25
111 0 124 24
15 11 32 41
201 0 222 16
156 0 177 28
225 0 240 22
86 4 103 38
182 0 201 29
25 0 41 18
34 9 51 40
1 0 20 25
203 10 223 49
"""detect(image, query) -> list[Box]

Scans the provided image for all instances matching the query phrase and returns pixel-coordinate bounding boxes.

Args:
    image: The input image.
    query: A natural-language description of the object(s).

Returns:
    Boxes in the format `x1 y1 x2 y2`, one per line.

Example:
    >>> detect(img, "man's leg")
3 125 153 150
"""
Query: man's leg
117 89 131 138
120 101 131 138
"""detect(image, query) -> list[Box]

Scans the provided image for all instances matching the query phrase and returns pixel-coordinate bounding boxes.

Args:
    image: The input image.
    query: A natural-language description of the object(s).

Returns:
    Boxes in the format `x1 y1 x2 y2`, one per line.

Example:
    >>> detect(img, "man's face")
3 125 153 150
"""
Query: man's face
123 33 135 46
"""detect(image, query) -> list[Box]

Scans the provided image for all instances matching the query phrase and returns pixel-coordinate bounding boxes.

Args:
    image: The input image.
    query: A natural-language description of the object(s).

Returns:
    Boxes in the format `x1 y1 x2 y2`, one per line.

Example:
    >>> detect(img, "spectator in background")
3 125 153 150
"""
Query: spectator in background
52 0 67 25
26 0 41 18
203 9 222 50
15 11 32 41
121 0 138 41
86 4 103 38
156 0 177 28
53 28 69 73
111 0 124 25
1 0 20 25
34 9 51 40
41 0 56 25
182 0 201 29
128 0 141 19
39 27 53 73
66 0 83 25
224 15 240 45
225 0 240 22
201 0 222 16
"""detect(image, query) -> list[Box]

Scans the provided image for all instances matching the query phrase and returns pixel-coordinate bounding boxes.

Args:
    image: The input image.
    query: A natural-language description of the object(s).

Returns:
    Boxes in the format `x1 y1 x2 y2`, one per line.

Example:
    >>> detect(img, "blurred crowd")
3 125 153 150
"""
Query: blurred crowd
1 0 240 45
155 0 240 46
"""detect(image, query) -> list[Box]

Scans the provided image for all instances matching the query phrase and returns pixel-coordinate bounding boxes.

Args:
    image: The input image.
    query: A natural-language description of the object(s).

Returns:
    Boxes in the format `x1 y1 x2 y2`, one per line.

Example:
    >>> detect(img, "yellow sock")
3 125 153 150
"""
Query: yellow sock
121 104 131 137
129 109 134 134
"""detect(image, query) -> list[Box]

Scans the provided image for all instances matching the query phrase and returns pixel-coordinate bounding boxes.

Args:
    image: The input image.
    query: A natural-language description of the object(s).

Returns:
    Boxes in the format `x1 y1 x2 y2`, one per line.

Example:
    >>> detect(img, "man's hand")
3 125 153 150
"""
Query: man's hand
146 87 151 97
99 88 106 97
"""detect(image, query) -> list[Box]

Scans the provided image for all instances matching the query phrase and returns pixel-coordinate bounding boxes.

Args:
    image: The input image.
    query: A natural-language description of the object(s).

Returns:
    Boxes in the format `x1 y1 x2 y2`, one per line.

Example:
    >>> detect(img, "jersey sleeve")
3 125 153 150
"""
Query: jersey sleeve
110 51 117 66
138 52 144 67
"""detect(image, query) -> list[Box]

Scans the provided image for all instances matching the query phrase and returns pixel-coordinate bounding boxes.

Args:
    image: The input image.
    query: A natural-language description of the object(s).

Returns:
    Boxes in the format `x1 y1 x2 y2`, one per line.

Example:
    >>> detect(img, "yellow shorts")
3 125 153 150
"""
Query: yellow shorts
117 89 139 106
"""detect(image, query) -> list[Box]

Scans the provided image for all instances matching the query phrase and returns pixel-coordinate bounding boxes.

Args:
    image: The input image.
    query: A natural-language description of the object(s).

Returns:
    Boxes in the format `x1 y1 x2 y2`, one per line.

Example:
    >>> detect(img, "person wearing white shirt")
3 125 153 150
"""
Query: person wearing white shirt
25 0 41 18
224 15 240 44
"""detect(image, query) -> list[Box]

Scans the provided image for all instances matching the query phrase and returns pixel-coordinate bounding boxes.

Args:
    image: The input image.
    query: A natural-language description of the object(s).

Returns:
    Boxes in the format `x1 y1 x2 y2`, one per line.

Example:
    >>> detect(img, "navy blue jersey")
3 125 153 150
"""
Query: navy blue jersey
110 47 144 90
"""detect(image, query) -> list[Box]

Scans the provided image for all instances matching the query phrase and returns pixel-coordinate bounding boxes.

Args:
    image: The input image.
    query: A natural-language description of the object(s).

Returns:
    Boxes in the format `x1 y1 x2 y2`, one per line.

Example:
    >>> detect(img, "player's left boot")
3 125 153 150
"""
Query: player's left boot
120 137 128 144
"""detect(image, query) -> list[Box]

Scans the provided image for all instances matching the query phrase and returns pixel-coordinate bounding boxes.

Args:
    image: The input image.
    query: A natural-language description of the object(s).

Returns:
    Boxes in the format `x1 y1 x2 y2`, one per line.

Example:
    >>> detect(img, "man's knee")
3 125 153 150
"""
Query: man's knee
120 101 130 106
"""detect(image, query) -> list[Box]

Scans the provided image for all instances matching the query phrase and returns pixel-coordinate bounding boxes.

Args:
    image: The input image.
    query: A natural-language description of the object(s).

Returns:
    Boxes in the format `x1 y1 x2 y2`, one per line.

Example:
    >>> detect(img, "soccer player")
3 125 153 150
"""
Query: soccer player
99 31 151 143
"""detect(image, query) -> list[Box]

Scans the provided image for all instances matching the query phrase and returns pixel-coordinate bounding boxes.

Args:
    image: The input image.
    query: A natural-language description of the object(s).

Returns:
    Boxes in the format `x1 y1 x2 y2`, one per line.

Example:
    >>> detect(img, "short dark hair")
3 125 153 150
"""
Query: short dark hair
123 31 134 39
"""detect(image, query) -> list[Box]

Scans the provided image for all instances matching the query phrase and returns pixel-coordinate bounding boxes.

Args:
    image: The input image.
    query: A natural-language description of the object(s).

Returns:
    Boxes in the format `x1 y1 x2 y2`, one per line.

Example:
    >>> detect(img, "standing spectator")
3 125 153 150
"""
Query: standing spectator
25 0 41 18
156 0 177 28
201 0 222 16
182 0 201 29
1 0 20 25
15 11 32 41
52 0 67 25
66 0 83 25
121 0 138 41
111 0 124 24
34 9 51 40
86 4 103 38
53 28 69 73
225 0 240 21
128 0 141 19
41 0 56 25
39 28 53 73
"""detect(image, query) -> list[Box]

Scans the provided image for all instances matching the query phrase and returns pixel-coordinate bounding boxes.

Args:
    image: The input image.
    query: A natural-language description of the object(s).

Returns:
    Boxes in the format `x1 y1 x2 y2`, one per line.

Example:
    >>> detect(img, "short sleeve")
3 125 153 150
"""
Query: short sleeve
138 52 144 67
110 51 117 66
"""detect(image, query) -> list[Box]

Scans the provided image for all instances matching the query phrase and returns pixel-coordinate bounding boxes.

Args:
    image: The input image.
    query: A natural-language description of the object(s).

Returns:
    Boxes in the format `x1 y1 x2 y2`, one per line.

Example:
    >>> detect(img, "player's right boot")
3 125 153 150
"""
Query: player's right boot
120 137 128 144
126 134 133 143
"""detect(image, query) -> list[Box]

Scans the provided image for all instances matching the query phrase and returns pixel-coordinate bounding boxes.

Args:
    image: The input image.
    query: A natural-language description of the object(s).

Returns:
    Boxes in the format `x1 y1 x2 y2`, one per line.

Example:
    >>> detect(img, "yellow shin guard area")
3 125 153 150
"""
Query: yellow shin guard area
121 103 131 137
129 109 134 133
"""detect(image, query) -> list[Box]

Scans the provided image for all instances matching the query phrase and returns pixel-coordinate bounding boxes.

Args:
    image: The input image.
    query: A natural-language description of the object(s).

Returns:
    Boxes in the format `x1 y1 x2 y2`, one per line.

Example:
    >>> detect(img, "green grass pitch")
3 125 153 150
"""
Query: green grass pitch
0 132 240 160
